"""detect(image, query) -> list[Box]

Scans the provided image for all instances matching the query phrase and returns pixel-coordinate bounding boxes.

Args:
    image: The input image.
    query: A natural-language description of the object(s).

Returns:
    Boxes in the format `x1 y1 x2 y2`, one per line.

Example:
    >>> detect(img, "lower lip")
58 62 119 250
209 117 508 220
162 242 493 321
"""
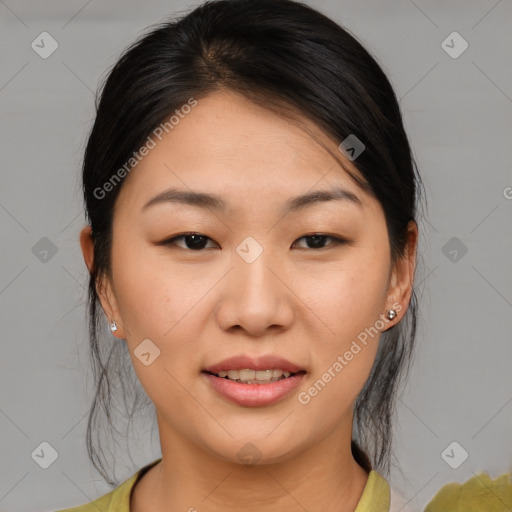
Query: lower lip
202 372 306 407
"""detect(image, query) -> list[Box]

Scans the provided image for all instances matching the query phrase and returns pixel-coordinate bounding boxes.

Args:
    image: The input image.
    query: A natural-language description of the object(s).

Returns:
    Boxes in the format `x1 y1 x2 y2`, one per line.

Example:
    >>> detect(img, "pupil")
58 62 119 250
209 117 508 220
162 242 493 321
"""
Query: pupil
307 235 326 249
186 234 207 250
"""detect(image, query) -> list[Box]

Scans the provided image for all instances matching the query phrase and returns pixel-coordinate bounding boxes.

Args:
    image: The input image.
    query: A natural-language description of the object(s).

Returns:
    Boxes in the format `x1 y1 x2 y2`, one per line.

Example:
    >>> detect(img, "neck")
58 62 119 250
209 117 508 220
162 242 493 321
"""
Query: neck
132 420 370 512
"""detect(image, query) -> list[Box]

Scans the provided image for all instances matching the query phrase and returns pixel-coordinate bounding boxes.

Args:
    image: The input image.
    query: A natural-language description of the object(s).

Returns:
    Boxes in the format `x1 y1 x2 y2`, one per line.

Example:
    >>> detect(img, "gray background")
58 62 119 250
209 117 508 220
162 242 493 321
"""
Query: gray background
1 1 511 511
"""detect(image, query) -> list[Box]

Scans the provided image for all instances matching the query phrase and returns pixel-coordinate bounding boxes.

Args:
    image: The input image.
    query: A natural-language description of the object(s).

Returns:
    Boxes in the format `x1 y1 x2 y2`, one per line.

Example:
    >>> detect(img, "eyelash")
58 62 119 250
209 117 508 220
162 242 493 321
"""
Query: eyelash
158 232 349 251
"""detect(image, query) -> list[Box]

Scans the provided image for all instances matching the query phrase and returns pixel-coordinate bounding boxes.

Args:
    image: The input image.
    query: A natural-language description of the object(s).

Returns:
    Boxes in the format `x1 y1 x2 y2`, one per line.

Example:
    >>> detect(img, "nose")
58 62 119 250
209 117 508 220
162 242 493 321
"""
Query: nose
215 246 295 337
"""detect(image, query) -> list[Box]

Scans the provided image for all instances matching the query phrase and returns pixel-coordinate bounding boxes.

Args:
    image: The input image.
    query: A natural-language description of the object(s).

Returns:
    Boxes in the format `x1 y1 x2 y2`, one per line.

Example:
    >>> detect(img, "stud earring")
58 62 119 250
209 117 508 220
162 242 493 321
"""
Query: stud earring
110 320 118 332
386 309 397 320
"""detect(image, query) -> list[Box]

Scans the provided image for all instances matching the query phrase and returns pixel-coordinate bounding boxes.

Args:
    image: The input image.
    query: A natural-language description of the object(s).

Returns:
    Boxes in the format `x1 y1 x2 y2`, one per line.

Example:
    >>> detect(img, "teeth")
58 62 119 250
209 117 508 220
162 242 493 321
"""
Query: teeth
216 368 293 383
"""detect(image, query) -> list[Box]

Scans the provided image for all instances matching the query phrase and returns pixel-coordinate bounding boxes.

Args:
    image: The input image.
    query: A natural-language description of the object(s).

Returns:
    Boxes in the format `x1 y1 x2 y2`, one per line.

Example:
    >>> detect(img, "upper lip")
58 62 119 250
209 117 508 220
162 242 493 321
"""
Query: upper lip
203 355 306 374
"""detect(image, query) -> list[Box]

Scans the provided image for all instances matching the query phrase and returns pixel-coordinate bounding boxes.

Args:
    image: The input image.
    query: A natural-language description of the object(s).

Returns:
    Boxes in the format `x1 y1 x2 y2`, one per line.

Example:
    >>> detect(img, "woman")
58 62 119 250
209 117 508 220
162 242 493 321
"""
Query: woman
58 0 421 510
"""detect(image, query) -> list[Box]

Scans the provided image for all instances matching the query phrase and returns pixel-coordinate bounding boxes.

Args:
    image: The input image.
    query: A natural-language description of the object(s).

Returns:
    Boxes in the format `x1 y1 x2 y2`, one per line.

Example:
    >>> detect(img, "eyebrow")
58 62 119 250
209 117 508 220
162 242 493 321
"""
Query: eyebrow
142 186 362 214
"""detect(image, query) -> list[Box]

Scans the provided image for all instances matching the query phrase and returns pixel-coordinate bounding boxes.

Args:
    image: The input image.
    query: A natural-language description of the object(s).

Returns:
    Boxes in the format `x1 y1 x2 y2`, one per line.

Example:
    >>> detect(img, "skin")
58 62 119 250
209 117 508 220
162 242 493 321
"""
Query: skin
80 89 417 512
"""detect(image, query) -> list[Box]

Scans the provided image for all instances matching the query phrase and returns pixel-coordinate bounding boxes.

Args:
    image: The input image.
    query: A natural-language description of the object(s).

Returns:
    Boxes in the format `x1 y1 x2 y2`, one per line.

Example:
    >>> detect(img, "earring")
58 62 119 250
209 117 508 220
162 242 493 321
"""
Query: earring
110 320 118 332
386 309 397 320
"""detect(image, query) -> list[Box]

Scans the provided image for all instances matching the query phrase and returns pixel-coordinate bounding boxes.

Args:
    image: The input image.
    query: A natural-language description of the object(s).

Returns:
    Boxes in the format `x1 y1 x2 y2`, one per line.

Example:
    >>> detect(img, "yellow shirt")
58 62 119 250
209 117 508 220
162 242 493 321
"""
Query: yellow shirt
55 458 391 511
424 472 512 511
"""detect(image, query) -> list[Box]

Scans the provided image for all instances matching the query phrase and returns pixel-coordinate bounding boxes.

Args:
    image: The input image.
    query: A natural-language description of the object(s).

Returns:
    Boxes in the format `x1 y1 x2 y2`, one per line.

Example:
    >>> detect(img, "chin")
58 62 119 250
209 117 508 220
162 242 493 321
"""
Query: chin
200 433 303 468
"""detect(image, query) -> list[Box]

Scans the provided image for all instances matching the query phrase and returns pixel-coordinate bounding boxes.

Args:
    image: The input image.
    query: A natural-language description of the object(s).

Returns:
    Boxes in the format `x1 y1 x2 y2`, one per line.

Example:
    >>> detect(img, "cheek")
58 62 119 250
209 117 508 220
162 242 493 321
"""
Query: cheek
110 245 207 403
306 244 390 341
110 238 206 338
298 243 390 402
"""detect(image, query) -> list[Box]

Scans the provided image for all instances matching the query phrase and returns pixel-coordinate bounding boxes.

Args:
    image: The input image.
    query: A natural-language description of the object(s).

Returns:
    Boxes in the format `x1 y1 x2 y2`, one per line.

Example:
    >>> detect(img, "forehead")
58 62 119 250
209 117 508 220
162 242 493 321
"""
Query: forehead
116 90 370 212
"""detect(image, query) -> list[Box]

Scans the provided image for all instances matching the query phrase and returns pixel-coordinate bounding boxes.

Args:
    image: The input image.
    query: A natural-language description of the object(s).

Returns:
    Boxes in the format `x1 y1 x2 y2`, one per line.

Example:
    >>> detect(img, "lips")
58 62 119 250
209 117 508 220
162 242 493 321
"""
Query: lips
202 371 307 407
202 354 305 375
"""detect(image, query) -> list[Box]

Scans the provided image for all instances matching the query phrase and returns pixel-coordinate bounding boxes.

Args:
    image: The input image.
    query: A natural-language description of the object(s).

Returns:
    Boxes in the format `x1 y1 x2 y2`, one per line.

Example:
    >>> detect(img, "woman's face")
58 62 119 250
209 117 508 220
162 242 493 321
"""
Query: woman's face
83 89 415 465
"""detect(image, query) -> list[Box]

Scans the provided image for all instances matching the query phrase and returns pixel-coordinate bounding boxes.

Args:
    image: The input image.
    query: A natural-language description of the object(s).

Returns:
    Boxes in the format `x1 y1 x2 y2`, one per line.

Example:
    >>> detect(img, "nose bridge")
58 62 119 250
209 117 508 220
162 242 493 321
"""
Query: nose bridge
233 234 281 301
217 235 293 334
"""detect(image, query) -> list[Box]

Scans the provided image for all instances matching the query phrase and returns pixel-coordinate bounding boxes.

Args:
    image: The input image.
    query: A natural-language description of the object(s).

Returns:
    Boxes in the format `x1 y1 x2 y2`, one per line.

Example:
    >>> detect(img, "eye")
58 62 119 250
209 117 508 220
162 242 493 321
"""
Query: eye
159 232 347 251
293 234 347 250
159 233 219 251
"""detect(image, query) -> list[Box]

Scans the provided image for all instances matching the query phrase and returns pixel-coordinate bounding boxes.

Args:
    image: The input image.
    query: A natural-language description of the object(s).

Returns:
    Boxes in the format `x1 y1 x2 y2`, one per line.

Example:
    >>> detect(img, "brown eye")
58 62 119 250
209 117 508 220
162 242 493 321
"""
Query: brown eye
160 233 219 251
293 234 346 250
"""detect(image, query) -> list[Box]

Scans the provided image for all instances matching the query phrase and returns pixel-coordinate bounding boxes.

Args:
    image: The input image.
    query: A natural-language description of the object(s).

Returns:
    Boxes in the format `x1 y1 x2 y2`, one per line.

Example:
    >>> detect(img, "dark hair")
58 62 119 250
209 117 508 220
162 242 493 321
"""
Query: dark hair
81 0 423 485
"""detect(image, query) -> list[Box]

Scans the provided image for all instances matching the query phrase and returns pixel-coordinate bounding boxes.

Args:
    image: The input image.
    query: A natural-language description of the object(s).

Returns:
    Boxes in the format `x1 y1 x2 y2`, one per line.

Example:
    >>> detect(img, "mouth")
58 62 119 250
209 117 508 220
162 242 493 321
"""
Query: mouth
201 355 307 406
202 368 307 384
201 369 307 407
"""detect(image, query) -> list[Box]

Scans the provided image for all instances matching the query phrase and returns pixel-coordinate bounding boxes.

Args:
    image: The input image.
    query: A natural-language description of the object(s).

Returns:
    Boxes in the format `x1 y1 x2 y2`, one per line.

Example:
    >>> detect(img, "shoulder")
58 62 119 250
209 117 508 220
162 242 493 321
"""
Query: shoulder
54 476 136 512
424 472 512 512
355 470 391 511
54 459 162 512
356 471 416 512
389 483 415 512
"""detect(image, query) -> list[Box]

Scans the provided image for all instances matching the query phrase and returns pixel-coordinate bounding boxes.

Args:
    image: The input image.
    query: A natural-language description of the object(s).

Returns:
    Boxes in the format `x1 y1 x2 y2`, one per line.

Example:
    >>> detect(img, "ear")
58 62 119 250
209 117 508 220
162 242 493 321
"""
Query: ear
383 220 418 328
79 225 126 339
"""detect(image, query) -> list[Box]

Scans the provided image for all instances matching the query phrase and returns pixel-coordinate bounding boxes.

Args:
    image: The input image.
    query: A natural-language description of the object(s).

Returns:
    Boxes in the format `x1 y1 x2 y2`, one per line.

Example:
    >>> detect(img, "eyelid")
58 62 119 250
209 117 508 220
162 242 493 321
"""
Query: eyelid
158 232 349 250
293 234 348 249
157 232 219 249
